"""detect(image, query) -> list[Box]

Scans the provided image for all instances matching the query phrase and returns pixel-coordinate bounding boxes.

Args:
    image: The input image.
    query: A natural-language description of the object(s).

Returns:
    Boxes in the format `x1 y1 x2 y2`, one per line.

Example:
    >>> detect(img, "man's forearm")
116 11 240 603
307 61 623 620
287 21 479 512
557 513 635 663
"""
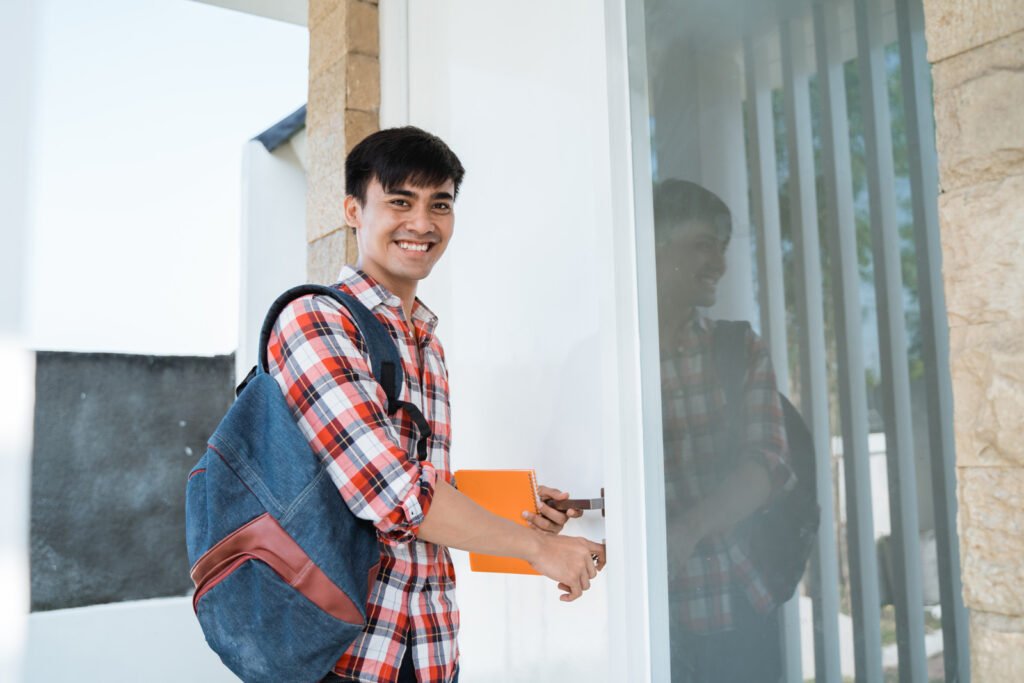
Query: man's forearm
418 479 607 602
416 479 542 561
690 459 772 540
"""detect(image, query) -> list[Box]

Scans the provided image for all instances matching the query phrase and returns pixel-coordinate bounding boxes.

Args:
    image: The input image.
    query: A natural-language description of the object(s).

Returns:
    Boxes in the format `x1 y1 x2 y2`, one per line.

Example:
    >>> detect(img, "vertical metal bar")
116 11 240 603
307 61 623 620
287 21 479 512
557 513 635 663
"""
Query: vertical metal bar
779 595 802 683
853 0 928 679
894 0 971 679
812 3 884 680
779 13 842 683
744 35 790 389
743 33 802 683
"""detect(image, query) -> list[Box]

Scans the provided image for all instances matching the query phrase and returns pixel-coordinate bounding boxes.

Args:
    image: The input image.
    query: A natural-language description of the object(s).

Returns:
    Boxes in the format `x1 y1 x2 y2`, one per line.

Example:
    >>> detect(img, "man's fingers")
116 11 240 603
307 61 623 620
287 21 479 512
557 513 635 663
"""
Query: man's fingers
522 510 564 533
586 540 607 570
536 501 570 526
537 486 583 521
541 535 607 602
522 510 552 532
537 485 568 501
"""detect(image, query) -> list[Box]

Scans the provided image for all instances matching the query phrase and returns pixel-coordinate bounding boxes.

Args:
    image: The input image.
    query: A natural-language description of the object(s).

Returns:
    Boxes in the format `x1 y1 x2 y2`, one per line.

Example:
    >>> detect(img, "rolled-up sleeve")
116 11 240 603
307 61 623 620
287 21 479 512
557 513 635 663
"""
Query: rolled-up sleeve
266 294 435 543
741 327 797 500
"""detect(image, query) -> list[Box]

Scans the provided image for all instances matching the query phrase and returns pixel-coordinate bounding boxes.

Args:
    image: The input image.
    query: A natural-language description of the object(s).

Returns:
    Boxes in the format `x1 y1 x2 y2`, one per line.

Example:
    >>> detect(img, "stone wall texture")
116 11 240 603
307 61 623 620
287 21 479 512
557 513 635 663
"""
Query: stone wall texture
306 0 379 282
925 0 1024 676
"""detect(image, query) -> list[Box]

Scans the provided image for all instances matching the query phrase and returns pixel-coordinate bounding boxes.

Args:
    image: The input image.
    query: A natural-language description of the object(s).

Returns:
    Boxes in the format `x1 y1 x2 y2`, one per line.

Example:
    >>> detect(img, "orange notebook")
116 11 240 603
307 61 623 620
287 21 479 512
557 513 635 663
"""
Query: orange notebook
453 469 541 575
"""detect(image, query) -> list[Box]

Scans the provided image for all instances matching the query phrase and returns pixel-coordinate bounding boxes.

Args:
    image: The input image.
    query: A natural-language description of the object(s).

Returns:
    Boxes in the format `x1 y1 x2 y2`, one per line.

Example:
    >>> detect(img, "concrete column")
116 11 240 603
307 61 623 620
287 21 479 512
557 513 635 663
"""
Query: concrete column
923 1 1024 679
306 0 380 283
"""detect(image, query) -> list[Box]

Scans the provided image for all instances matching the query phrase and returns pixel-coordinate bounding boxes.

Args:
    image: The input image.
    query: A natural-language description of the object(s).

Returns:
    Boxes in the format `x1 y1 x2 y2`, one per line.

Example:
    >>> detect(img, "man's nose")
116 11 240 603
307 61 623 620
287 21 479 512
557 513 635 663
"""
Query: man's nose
405 206 435 233
710 246 727 274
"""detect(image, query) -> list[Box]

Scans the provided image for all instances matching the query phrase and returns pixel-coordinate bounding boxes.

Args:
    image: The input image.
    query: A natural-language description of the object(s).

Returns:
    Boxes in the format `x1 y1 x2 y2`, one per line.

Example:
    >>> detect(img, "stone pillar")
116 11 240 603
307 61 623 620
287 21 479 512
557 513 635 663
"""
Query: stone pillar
306 0 379 283
923 2 1024 679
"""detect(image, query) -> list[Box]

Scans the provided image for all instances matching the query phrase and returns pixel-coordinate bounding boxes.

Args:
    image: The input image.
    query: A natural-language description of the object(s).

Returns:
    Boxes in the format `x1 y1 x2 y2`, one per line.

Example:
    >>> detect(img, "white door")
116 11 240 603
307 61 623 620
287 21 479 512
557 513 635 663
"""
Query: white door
382 0 656 680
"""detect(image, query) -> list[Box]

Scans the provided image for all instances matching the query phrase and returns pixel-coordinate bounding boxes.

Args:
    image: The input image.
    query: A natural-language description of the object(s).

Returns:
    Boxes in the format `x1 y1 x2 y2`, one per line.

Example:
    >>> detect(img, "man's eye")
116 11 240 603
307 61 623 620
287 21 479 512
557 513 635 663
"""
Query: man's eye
390 199 410 207
433 203 451 212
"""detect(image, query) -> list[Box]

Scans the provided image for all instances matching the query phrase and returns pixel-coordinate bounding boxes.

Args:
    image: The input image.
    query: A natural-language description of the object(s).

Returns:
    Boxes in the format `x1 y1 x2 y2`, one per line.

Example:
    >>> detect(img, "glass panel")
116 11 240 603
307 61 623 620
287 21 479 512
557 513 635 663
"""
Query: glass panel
632 0 953 680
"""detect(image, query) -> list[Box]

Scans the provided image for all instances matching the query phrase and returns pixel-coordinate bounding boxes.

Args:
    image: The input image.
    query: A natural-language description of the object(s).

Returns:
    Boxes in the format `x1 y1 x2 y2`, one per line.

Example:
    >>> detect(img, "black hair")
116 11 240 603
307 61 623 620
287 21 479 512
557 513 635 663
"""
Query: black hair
653 179 732 244
345 126 465 204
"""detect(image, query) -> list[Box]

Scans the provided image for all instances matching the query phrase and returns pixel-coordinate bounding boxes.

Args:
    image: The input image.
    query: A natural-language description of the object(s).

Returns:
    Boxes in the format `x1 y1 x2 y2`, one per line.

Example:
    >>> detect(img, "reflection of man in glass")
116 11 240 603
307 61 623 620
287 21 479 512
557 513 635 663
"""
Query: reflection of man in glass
655 179 795 682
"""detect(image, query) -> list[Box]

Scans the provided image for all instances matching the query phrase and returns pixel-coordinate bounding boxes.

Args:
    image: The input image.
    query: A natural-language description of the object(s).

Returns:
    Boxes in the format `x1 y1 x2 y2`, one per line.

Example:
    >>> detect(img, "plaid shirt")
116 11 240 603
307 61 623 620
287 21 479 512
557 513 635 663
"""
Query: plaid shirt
267 266 458 683
661 315 795 635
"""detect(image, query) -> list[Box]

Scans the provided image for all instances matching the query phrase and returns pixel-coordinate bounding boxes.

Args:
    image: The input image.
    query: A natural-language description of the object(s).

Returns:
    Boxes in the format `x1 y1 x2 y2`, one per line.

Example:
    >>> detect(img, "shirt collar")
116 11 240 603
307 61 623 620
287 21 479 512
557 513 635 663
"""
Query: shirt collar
673 311 710 353
337 265 440 333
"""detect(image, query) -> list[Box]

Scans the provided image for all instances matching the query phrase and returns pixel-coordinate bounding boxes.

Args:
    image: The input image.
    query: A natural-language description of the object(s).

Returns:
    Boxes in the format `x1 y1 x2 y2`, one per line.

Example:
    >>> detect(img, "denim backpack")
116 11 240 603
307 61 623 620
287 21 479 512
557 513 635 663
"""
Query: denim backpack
712 320 820 606
185 284 430 683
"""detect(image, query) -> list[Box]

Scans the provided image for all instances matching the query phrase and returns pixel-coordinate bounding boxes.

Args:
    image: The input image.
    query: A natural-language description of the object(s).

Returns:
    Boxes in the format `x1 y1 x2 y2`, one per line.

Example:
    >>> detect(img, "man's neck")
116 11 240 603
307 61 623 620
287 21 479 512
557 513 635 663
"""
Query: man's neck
356 261 418 322
388 285 418 323
658 305 696 350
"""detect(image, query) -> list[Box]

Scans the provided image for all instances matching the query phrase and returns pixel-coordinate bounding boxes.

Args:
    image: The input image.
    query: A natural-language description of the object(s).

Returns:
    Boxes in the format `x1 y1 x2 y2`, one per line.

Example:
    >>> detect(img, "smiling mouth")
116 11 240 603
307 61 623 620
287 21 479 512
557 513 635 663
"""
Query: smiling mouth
395 240 434 253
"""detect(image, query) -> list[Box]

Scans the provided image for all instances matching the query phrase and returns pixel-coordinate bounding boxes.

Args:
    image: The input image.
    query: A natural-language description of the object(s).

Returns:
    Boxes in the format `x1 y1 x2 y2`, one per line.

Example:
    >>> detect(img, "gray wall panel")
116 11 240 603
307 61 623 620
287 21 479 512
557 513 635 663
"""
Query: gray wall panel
30 352 234 611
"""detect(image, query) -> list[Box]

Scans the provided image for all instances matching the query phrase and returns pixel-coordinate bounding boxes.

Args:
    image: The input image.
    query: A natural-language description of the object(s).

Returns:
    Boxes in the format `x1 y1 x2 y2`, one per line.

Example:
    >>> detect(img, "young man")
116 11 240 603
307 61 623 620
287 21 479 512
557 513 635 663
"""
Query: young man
653 179 795 682
266 127 605 683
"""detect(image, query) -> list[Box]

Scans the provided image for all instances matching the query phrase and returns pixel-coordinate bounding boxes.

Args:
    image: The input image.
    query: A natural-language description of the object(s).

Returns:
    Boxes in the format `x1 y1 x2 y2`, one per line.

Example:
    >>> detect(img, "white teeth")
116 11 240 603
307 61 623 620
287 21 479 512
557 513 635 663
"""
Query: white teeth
397 241 429 252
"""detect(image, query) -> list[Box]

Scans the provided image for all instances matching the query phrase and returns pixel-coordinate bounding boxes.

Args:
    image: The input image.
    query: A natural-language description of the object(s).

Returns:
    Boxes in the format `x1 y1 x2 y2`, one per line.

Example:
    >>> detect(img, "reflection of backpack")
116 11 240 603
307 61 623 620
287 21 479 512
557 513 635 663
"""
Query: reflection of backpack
712 320 819 605
185 284 429 683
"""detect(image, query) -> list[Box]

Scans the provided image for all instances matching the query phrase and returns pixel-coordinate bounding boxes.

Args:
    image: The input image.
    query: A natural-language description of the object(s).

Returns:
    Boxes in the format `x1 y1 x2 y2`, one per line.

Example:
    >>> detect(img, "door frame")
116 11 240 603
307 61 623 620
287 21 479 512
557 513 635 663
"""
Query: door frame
601 0 670 680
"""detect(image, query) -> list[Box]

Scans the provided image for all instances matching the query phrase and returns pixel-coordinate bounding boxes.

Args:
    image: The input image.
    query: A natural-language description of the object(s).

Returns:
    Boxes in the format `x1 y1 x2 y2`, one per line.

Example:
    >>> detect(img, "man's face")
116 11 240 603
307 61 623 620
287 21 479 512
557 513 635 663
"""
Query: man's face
655 218 729 311
344 177 455 297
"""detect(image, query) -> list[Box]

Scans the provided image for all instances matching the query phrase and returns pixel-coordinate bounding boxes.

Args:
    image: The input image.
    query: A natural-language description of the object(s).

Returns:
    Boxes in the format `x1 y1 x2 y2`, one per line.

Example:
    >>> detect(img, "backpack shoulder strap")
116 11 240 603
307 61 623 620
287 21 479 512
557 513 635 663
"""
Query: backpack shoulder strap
711 319 749 415
254 283 433 462
255 284 404 412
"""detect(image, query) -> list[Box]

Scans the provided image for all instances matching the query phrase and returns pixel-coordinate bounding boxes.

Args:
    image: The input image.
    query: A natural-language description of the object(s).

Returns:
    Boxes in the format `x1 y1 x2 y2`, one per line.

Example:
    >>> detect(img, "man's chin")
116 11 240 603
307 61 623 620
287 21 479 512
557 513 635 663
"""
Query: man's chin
696 294 717 309
395 263 435 282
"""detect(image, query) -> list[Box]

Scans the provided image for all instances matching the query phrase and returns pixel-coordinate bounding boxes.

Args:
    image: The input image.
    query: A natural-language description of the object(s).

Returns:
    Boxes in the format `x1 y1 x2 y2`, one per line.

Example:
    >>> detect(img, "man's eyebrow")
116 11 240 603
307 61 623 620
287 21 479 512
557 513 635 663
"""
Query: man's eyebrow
383 187 454 201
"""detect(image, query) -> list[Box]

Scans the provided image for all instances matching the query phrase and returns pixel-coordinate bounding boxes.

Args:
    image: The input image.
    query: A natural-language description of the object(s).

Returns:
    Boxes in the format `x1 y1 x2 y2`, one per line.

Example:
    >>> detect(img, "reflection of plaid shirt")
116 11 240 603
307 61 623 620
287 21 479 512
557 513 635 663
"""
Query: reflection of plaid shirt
268 266 458 683
661 315 794 635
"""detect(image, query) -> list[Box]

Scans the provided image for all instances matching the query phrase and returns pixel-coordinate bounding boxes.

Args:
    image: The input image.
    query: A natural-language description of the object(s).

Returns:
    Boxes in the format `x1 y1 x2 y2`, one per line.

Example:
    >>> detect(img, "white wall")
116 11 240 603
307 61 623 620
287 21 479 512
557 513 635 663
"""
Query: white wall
401 2 621 680
237 137 308 382
23 598 239 682
0 1 38 681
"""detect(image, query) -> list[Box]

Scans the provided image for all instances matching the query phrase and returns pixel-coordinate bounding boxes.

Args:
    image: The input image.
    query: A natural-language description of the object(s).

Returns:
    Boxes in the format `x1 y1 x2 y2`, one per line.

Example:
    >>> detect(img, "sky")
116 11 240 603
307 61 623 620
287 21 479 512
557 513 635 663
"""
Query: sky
26 0 308 356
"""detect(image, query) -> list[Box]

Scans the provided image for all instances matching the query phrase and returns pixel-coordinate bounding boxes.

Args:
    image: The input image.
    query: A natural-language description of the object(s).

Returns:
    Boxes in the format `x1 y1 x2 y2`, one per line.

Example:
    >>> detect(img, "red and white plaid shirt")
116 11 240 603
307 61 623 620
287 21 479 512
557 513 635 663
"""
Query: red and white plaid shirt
661 315 795 635
268 266 458 682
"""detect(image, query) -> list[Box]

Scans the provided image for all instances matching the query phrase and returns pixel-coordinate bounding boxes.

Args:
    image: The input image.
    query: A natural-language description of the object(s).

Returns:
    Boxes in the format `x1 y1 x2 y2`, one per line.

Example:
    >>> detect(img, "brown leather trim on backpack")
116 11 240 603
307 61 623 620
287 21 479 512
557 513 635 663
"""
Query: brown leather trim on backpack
190 512 364 625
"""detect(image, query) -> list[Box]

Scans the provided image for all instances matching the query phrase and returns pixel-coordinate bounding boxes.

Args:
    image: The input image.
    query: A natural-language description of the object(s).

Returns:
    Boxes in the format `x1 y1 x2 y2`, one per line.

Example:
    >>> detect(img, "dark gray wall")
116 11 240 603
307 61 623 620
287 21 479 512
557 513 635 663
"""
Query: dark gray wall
31 352 234 611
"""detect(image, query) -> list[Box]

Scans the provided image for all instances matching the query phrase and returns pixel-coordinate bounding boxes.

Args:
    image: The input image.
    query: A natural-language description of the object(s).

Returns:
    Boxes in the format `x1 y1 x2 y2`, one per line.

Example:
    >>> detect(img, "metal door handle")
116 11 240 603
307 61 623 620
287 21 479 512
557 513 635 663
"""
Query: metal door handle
543 488 605 517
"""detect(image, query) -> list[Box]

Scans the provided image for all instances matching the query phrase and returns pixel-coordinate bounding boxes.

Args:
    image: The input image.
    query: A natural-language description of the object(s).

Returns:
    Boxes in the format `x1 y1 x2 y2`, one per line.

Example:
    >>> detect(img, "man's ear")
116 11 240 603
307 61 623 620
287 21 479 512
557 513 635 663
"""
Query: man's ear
343 194 361 229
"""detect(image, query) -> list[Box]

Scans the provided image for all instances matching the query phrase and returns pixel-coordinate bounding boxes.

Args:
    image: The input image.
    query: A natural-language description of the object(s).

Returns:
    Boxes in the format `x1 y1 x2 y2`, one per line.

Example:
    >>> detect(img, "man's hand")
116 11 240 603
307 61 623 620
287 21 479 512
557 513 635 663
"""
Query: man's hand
417 480 604 602
522 485 582 534
526 532 607 602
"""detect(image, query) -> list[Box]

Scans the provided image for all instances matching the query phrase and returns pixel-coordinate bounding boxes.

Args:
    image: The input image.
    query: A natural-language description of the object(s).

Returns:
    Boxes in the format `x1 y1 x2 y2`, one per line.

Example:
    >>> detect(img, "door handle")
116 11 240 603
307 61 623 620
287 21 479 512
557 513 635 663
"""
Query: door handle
543 488 605 517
